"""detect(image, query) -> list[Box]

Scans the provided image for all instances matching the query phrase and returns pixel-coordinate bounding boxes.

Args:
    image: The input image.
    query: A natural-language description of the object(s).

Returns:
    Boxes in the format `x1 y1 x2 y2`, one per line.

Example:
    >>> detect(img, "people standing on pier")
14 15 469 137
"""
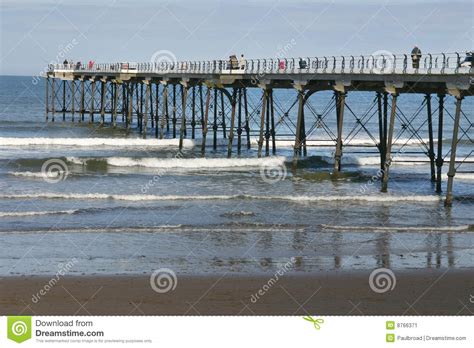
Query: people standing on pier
239 54 246 70
279 59 286 70
411 46 422 69
229 55 238 70
299 58 307 69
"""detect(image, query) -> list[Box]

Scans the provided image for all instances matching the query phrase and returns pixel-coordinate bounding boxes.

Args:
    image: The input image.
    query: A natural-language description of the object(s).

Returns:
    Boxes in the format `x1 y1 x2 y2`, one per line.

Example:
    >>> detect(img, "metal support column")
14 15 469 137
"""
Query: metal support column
377 92 385 171
201 87 211 155
227 88 237 158
127 83 133 130
90 79 95 123
122 83 126 123
51 78 55 122
258 89 268 158
270 89 276 154
137 83 142 133
172 84 177 138
199 85 204 138
244 88 251 149
426 94 436 182
382 93 398 192
237 88 242 154
62 80 66 121
45 77 49 121
383 92 388 148
213 89 218 150
445 95 463 206
221 90 226 139
143 82 150 139
436 94 445 193
149 83 154 129
179 84 188 150
80 79 85 122
191 86 196 139
160 83 168 139
265 91 270 156
71 80 75 122
155 83 159 138
100 80 106 125
112 83 118 128
294 89 304 157
334 92 346 172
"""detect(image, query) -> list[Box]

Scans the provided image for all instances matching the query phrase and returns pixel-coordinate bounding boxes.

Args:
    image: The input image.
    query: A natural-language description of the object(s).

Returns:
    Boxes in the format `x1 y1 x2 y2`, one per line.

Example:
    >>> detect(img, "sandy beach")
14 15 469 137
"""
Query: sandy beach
1 270 472 315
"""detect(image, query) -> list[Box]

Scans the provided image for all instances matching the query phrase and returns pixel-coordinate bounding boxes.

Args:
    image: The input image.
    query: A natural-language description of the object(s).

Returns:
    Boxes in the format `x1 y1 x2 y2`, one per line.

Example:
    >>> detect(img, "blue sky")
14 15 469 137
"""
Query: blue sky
0 0 472 75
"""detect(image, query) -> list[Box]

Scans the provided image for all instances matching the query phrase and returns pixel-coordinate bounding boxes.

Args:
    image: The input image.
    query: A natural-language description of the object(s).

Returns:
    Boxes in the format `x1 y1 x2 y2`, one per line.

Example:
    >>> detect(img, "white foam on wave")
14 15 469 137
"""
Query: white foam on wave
103 156 286 169
321 224 471 232
0 137 194 148
0 193 441 203
8 171 61 178
0 210 77 217
1 225 305 234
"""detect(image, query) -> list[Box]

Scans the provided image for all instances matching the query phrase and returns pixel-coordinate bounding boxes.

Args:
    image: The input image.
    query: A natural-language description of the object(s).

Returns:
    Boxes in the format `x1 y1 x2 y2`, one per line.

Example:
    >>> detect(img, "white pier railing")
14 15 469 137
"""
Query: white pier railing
49 52 472 76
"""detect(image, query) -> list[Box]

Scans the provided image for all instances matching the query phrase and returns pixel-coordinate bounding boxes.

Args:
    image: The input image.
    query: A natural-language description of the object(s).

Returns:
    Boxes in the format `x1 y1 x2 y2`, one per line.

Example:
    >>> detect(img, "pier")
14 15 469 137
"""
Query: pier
45 52 473 205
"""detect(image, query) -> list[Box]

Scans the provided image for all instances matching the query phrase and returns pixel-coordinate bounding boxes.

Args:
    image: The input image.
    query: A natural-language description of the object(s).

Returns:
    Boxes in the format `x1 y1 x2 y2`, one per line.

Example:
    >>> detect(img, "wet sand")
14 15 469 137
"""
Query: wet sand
1 269 473 315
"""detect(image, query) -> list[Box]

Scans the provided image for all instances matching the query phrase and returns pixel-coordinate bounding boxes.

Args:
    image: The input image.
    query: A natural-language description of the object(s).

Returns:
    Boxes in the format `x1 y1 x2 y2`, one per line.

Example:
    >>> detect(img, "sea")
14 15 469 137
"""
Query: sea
0 75 472 276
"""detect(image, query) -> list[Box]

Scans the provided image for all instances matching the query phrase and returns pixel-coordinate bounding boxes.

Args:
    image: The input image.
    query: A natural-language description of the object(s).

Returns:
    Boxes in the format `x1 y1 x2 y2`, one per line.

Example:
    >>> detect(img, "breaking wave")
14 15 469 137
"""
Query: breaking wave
321 224 472 232
0 192 441 203
67 156 287 169
0 210 77 217
0 137 194 148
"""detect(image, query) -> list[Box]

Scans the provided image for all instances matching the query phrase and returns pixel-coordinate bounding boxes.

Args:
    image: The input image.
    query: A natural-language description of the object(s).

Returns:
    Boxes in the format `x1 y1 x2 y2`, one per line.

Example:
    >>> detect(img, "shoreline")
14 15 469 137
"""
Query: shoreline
1 269 473 315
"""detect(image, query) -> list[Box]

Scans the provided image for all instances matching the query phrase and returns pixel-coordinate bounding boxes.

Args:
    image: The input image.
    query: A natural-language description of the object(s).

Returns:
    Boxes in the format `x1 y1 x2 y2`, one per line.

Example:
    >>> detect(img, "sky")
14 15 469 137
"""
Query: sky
0 0 472 76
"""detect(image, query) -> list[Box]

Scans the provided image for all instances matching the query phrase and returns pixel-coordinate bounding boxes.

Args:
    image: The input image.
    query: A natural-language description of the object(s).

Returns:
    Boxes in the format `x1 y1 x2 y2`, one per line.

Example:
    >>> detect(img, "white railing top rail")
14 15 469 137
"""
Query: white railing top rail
49 52 473 76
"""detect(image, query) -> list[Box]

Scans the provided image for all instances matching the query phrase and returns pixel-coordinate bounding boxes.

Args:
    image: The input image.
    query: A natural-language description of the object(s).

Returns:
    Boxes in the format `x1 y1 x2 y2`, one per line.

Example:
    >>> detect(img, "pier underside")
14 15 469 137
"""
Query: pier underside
45 68 473 205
